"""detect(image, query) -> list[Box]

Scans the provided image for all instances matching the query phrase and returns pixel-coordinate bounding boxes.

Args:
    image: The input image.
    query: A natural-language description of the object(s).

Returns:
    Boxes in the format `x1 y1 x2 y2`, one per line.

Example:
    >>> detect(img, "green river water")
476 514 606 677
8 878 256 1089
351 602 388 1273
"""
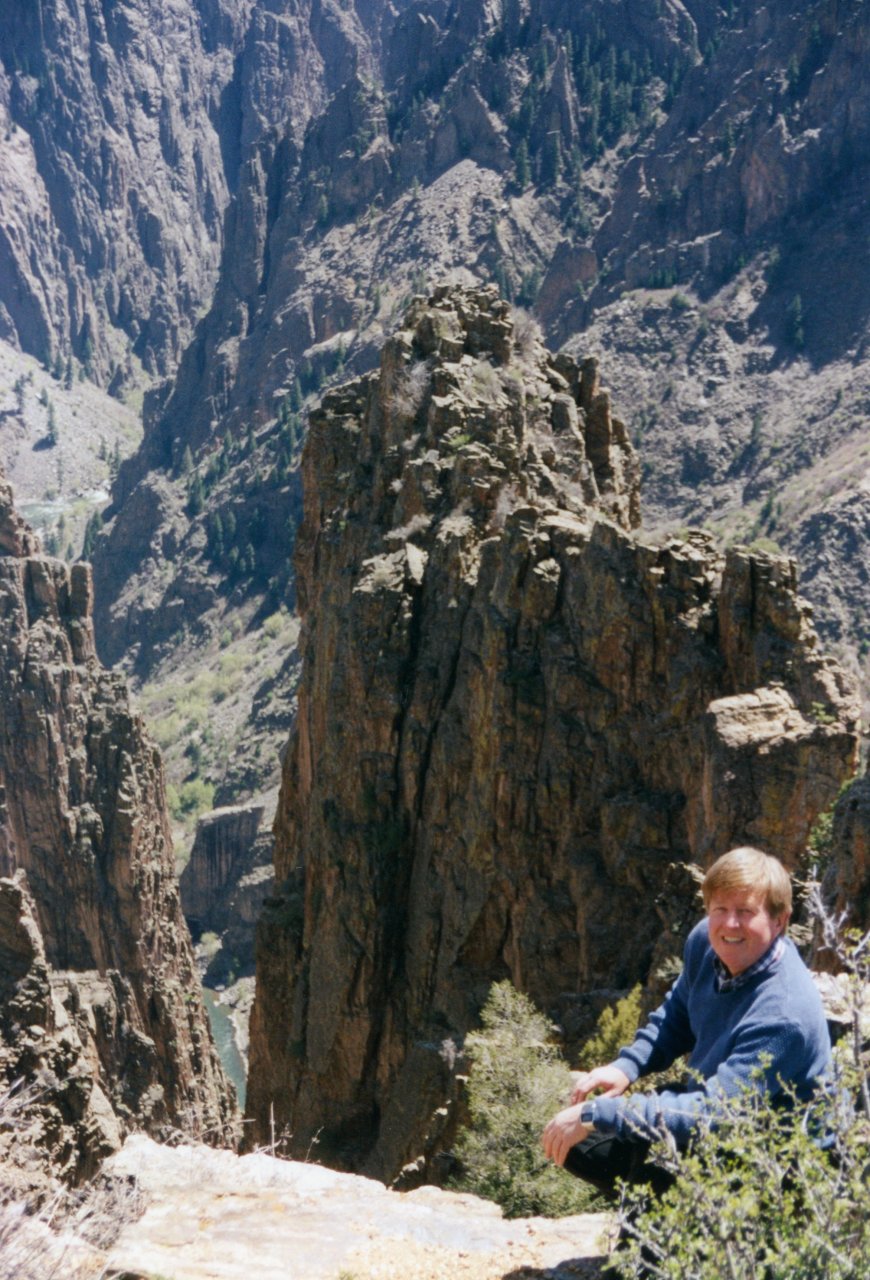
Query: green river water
203 988 247 1109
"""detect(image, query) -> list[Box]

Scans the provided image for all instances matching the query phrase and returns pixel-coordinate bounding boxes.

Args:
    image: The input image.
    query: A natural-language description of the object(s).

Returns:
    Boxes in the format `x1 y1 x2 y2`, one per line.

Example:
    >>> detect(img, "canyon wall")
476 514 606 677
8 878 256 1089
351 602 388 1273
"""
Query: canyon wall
0 0 397 387
0 469 235 1181
246 286 859 1184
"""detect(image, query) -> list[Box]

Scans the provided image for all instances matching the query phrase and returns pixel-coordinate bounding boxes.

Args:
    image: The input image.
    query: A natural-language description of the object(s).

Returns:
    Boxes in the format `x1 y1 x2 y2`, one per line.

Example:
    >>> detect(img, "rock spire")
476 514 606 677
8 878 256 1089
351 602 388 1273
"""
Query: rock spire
246 286 858 1183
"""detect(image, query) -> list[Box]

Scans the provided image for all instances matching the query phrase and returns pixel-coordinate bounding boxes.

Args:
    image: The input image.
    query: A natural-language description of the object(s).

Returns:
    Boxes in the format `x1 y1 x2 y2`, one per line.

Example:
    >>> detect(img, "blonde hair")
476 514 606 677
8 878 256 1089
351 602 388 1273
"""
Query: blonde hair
702 846 792 921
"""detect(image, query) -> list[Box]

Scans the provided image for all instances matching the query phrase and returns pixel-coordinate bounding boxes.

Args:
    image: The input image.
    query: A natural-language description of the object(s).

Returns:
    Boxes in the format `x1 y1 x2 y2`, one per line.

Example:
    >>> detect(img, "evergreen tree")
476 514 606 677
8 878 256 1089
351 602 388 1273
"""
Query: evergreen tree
543 131 563 186
81 510 103 560
515 139 531 189
188 471 205 515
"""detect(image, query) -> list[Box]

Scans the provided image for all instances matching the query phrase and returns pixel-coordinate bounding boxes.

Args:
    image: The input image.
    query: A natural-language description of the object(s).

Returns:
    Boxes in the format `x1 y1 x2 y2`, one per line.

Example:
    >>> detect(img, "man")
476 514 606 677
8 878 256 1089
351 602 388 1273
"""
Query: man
541 846 832 1195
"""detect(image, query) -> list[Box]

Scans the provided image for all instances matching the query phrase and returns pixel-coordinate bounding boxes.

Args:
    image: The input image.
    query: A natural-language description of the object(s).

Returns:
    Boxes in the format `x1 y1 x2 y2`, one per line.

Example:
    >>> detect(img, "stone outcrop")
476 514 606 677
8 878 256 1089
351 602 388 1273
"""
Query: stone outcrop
246 286 859 1184
181 804 266 935
103 1134 611 1280
1 870 128 1185
181 803 273 983
87 0 870 731
0 470 235 1181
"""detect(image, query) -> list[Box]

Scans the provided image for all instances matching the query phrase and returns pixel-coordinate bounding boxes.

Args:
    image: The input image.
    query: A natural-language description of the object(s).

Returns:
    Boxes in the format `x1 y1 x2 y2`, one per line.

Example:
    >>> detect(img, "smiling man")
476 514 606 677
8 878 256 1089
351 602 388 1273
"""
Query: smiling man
541 847 832 1196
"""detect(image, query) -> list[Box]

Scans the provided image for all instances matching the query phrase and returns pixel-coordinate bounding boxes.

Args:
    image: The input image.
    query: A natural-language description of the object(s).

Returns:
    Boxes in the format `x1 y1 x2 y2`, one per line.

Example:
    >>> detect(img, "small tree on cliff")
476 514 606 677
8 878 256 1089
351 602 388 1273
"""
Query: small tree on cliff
452 982 600 1218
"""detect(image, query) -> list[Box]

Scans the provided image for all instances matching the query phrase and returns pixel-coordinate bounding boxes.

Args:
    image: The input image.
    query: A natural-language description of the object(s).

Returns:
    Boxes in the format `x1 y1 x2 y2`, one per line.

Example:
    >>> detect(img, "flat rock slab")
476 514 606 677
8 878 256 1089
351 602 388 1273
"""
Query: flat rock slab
106 1136 612 1279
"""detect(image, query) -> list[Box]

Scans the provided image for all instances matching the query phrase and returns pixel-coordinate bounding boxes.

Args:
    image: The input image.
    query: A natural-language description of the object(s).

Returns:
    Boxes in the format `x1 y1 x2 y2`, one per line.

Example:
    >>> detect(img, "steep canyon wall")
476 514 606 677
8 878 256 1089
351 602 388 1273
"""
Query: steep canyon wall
0 470 235 1182
246 287 859 1184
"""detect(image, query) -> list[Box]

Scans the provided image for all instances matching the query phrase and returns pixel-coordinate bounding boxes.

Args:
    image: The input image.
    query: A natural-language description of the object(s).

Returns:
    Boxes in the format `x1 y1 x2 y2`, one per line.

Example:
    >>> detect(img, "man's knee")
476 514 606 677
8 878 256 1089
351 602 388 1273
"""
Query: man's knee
564 1132 675 1199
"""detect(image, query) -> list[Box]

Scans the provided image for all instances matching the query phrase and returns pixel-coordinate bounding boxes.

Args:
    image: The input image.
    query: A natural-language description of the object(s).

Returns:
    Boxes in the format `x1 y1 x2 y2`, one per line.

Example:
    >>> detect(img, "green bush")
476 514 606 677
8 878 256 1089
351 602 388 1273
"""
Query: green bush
613 1068 870 1279
581 985 643 1068
451 981 599 1217
168 777 215 824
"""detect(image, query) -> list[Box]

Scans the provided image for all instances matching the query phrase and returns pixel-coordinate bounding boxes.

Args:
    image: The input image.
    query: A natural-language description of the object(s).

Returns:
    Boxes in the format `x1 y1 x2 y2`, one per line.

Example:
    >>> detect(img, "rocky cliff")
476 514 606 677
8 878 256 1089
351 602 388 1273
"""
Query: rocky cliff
0 0 397 388
181 802 272 983
826 773 870 932
0 468 235 1182
89 0 870 776
245 286 860 1183
0 0 237 386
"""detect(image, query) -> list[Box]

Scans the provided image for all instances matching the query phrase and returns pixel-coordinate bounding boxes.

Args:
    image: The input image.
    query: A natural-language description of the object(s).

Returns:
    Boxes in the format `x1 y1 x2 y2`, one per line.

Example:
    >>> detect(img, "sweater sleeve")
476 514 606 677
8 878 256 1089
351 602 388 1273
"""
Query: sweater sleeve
611 928 702 1083
594 1018 812 1148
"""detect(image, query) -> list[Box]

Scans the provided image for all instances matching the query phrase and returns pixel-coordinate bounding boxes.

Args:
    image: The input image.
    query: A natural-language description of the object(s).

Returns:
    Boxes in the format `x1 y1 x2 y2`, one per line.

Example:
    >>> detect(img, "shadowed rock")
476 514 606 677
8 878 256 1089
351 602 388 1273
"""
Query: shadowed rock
0 469 236 1183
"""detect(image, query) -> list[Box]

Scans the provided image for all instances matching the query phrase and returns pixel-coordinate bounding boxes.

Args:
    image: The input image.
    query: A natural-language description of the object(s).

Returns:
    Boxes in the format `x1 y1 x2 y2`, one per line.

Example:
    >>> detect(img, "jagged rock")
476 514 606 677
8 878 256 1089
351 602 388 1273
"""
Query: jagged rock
0 470 235 1181
0 871 123 1185
0 0 401 385
245 286 859 1183
0 471 39 558
86 0 870 711
104 1133 611 1280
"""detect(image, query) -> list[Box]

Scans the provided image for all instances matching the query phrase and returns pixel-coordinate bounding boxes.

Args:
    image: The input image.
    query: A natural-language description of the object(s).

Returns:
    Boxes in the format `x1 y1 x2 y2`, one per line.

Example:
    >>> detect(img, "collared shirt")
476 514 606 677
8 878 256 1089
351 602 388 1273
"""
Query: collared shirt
712 933 786 994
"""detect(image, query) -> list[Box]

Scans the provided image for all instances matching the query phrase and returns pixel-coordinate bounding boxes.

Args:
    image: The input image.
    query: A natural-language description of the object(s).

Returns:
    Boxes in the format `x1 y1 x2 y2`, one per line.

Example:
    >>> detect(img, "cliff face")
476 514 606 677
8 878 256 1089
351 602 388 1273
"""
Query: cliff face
0 0 397 388
0 470 235 1181
0 0 241 386
89 0 870 730
245 287 859 1183
826 774 870 932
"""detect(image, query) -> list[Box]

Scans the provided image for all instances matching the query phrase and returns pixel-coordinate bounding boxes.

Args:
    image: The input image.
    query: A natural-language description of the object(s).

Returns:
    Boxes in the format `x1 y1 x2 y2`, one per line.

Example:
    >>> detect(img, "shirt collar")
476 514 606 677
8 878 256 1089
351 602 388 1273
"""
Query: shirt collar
713 933 786 993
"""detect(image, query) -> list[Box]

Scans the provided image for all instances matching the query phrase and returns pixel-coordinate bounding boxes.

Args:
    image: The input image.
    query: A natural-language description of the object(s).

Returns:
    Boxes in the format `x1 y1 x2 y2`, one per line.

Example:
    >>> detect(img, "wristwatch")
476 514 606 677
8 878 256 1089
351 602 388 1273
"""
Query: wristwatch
579 1101 597 1128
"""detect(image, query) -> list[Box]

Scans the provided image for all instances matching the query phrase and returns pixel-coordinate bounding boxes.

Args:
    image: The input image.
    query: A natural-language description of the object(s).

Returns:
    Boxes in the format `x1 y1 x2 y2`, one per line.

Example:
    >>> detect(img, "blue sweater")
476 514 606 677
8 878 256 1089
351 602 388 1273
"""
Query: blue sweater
589 921 832 1148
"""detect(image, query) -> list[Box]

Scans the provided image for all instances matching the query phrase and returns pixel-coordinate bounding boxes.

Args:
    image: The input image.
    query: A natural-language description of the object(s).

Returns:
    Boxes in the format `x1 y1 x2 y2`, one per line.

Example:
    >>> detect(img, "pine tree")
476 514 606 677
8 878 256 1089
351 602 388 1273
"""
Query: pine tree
81 510 104 560
188 471 205 515
515 139 531 189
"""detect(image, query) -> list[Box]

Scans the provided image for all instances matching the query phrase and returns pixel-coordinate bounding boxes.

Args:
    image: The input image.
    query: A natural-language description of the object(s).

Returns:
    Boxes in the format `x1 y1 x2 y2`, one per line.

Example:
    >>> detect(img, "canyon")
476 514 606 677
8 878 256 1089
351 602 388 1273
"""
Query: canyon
0 2 868 1262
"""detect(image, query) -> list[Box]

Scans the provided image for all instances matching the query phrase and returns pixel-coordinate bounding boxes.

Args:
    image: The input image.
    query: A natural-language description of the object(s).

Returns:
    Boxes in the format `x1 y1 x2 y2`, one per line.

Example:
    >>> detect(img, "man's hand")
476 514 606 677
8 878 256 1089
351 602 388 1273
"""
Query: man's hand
570 1064 631 1105
541 1104 591 1166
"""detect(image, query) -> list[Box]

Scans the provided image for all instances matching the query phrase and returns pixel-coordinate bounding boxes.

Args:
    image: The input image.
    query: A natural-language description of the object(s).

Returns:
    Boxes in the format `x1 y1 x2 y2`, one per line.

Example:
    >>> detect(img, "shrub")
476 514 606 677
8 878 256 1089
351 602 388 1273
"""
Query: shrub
451 981 599 1217
580 986 643 1068
168 778 215 825
613 1077 870 1278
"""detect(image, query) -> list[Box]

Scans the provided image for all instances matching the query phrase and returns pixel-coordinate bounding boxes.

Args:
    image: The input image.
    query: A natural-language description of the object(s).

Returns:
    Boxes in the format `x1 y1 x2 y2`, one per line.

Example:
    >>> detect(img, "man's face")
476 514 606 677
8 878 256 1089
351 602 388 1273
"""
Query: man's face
706 887 786 977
